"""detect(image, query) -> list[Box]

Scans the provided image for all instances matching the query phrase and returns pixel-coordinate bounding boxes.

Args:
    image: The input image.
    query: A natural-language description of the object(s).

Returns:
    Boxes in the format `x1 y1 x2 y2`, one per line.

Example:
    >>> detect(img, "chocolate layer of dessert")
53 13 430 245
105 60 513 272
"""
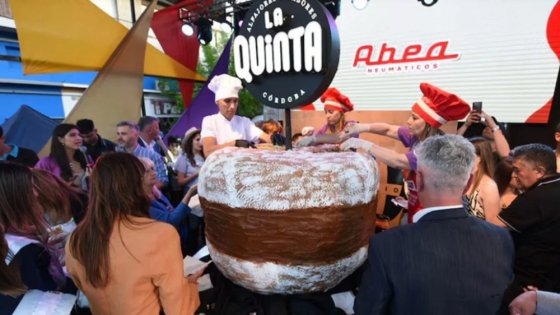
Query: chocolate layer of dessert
201 198 378 264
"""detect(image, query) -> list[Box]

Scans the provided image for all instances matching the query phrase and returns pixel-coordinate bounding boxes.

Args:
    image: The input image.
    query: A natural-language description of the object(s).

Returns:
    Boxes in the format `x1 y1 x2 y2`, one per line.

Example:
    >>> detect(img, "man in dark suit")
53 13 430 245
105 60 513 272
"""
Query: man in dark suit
0 126 39 167
354 134 514 315
137 116 166 158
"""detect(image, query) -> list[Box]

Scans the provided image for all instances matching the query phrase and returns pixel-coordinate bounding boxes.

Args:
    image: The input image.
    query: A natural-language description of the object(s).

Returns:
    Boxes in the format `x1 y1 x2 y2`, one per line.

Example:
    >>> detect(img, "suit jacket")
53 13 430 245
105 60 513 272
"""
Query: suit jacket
65 217 200 315
354 207 514 315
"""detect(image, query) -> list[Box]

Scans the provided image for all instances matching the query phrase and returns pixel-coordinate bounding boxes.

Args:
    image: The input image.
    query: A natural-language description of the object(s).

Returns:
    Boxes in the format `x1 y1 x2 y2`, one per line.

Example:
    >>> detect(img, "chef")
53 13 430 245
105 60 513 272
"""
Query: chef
201 74 271 156
340 83 471 223
296 87 356 147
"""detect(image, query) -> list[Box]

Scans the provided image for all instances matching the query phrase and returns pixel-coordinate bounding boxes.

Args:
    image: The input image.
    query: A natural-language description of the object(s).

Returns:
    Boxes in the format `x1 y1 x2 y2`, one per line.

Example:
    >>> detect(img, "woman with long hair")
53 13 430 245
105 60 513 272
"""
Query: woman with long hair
32 169 88 225
31 169 88 264
66 153 201 315
176 128 205 192
338 83 471 223
35 123 92 189
494 157 520 209
463 137 501 223
0 162 73 314
0 224 26 298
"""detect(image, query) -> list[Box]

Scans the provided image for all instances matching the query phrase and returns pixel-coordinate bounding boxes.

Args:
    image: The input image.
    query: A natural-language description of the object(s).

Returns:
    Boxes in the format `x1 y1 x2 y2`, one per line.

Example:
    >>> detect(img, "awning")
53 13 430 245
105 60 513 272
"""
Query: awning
0 83 65 122
7 0 205 82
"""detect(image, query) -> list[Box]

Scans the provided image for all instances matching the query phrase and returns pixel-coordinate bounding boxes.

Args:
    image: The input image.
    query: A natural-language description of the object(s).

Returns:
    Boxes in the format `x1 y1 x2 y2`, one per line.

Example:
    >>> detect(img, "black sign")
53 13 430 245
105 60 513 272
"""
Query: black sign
233 0 340 109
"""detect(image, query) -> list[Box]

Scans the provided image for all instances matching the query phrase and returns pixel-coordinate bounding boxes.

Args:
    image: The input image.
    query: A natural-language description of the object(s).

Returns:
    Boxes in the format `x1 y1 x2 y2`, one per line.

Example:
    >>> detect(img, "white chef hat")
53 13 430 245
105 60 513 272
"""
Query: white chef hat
208 74 243 102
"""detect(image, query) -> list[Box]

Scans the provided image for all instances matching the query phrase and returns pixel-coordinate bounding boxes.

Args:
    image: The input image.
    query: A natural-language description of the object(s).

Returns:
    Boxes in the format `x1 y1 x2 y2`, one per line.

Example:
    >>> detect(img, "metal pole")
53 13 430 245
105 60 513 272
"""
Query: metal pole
130 0 147 117
130 0 137 22
284 108 292 150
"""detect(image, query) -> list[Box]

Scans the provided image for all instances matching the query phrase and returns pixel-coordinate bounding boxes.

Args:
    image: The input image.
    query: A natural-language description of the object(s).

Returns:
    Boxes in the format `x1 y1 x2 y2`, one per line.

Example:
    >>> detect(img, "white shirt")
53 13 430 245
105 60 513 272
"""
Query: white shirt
139 137 156 151
412 205 464 223
201 113 263 145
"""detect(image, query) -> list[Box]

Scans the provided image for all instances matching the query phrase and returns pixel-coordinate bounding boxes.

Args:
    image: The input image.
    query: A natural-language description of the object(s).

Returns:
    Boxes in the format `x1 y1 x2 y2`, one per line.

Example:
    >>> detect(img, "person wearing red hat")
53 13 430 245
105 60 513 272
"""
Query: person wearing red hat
341 83 471 223
296 87 357 147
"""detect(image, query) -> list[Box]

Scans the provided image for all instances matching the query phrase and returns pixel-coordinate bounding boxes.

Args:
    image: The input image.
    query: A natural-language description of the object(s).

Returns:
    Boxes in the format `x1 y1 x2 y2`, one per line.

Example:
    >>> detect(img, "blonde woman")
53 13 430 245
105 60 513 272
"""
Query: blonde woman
139 157 198 255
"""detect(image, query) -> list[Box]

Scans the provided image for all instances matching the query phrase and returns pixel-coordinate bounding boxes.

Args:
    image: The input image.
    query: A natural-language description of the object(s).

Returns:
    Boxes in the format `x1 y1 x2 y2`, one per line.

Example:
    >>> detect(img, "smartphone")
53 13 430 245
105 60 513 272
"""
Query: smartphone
472 102 483 113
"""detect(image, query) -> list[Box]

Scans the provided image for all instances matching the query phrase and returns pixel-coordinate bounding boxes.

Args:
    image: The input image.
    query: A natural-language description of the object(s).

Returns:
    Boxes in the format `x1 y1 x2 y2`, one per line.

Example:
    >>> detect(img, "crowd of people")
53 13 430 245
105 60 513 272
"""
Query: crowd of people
0 73 559 315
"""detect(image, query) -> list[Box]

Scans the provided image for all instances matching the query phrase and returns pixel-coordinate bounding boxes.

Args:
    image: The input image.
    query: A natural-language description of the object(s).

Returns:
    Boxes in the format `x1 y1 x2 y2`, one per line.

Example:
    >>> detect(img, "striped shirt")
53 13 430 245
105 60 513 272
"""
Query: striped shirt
118 145 168 184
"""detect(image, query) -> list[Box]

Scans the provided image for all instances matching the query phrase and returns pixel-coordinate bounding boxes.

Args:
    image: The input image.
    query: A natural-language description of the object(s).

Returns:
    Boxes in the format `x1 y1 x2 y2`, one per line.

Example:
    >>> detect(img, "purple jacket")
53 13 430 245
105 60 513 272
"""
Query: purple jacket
35 156 64 177
35 156 93 190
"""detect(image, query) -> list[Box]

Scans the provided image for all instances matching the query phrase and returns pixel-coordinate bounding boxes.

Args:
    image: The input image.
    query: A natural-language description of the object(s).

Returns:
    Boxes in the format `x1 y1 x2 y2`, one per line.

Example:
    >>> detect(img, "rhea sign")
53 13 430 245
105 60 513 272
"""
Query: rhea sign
234 0 340 109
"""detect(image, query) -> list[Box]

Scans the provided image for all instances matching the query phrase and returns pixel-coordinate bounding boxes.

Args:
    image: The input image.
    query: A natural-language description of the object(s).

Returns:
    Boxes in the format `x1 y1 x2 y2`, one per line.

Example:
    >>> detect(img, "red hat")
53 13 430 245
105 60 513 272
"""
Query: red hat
320 87 354 113
411 83 471 129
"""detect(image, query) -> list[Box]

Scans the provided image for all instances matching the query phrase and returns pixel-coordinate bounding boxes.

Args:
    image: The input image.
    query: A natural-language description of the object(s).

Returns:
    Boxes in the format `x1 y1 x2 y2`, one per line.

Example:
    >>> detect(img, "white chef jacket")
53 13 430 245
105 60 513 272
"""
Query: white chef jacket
201 113 263 145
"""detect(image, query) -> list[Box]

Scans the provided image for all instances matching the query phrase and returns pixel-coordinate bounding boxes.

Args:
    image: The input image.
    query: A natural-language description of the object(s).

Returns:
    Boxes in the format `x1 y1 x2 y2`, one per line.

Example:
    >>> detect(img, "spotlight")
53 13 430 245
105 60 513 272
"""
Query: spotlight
181 23 194 36
221 21 233 33
352 0 369 10
195 18 213 45
419 0 438 7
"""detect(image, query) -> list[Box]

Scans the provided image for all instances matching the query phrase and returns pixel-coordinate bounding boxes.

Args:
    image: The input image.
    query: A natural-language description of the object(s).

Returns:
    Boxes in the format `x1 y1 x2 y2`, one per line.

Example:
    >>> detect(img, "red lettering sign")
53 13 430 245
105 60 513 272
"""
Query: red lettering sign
353 41 460 68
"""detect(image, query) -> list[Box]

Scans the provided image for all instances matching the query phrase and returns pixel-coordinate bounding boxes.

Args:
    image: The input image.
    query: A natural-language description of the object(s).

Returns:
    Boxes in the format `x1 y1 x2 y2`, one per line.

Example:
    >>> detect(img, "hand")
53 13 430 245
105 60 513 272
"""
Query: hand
271 133 287 146
338 132 351 143
340 138 374 152
295 136 316 147
508 291 537 315
71 173 84 187
480 111 497 128
465 111 481 126
235 140 252 148
186 265 207 284
344 123 370 136
301 126 315 136
187 184 198 197
182 184 198 205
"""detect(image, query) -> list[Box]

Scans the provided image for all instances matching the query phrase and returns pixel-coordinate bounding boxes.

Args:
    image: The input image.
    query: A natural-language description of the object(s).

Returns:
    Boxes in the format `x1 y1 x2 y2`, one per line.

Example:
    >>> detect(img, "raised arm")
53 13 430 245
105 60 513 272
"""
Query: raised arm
341 138 413 170
295 133 344 147
345 123 402 141
457 111 480 136
481 112 510 158
296 123 403 147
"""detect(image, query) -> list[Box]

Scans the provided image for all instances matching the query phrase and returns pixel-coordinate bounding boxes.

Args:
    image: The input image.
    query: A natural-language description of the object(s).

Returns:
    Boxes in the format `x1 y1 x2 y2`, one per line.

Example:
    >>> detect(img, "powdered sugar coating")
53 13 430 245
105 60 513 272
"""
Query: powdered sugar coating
198 147 380 210
206 240 368 295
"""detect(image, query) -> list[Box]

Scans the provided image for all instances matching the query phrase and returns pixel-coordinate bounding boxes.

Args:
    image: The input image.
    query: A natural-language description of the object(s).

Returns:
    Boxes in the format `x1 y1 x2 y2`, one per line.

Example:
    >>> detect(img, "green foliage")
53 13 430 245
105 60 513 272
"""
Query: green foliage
158 31 263 119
